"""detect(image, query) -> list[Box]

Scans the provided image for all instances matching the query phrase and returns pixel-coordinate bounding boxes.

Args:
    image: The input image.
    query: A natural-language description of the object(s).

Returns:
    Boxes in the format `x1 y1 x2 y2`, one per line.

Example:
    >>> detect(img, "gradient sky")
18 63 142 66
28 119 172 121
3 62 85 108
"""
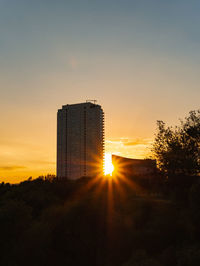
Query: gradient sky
1 0 200 182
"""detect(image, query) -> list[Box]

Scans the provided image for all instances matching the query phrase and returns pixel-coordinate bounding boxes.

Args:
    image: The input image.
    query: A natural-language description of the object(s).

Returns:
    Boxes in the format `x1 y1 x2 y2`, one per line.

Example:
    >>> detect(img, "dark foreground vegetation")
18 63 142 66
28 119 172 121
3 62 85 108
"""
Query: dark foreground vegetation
0 172 200 266
1 109 199 266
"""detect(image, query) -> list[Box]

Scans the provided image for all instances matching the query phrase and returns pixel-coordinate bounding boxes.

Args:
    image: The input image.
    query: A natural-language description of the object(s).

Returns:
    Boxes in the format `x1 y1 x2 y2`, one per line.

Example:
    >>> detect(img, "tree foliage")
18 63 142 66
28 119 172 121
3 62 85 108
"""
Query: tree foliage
0 171 200 265
152 110 200 176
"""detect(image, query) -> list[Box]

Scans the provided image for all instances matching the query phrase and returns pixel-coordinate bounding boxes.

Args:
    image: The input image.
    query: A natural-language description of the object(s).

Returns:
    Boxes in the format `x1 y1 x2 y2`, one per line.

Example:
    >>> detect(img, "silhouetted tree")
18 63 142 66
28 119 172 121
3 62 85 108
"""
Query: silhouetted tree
152 110 200 177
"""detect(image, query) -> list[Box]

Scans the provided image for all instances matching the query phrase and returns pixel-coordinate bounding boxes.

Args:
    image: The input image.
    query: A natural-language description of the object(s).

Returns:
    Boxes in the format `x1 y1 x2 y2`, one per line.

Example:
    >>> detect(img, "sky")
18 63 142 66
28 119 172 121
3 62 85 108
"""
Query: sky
1 0 200 182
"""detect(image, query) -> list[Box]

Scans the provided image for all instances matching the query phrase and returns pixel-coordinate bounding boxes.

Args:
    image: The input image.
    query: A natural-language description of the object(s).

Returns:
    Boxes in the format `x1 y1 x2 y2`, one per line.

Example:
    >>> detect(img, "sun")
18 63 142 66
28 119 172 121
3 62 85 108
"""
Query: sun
104 153 114 175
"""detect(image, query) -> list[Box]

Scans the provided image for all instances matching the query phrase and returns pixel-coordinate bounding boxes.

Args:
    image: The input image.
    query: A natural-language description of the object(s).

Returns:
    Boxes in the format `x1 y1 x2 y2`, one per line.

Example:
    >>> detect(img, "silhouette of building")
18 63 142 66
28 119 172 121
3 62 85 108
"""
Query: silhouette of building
112 155 156 176
57 102 104 179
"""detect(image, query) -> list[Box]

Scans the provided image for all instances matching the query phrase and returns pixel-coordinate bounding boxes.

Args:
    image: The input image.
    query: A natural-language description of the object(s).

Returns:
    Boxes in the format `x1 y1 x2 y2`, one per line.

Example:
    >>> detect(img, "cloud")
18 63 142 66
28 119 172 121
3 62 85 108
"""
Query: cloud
27 160 56 165
122 138 153 146
0 166 26 171
105 140 122 144
105 137 153 159
106 138 153 146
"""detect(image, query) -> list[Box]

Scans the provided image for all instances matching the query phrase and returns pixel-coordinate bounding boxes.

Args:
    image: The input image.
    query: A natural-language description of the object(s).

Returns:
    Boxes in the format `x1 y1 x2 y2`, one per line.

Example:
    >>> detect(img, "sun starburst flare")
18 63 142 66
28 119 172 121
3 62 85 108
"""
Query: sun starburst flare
104 153 114 176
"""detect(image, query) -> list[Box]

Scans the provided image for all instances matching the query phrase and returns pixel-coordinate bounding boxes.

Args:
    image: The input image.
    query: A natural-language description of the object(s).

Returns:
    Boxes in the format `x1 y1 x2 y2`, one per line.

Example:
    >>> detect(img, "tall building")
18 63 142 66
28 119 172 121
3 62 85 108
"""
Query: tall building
57 102 104 179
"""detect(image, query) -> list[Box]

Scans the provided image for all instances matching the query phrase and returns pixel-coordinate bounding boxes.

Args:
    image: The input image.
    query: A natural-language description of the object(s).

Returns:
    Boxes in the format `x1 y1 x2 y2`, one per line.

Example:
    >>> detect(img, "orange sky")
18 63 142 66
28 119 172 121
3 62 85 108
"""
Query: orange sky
0 97 198 183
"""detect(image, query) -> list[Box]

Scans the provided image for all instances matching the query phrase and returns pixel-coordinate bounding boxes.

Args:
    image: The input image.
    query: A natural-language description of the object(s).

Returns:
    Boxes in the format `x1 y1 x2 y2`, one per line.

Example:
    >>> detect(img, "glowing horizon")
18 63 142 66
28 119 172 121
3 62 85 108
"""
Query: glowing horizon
0 139 151 183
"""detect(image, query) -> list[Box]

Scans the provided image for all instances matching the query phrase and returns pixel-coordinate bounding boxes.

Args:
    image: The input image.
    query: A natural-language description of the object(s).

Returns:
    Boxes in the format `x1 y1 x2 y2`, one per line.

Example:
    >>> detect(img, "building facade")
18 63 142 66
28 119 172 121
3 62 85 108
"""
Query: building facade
112 155 156 176
57 102 104 179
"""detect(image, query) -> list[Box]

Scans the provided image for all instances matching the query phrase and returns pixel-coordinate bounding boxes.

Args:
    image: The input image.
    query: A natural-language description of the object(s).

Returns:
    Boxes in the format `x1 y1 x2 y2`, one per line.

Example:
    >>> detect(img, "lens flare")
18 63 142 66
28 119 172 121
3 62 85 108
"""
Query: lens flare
104 153 114 175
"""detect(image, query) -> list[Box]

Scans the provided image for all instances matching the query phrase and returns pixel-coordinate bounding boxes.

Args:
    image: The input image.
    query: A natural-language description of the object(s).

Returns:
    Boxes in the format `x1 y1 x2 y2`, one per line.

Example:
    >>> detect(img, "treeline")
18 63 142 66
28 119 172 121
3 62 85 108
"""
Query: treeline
0 173 200 266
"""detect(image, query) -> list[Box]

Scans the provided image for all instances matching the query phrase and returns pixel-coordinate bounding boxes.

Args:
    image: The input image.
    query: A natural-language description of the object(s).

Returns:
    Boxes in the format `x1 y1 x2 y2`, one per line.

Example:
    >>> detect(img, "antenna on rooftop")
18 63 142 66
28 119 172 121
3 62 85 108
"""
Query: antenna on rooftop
86 99 97 104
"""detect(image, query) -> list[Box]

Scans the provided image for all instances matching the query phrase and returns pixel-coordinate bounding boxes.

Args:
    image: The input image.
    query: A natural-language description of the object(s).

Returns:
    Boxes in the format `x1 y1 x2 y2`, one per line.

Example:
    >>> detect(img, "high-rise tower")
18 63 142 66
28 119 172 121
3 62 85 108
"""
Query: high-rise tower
57 102 104 179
